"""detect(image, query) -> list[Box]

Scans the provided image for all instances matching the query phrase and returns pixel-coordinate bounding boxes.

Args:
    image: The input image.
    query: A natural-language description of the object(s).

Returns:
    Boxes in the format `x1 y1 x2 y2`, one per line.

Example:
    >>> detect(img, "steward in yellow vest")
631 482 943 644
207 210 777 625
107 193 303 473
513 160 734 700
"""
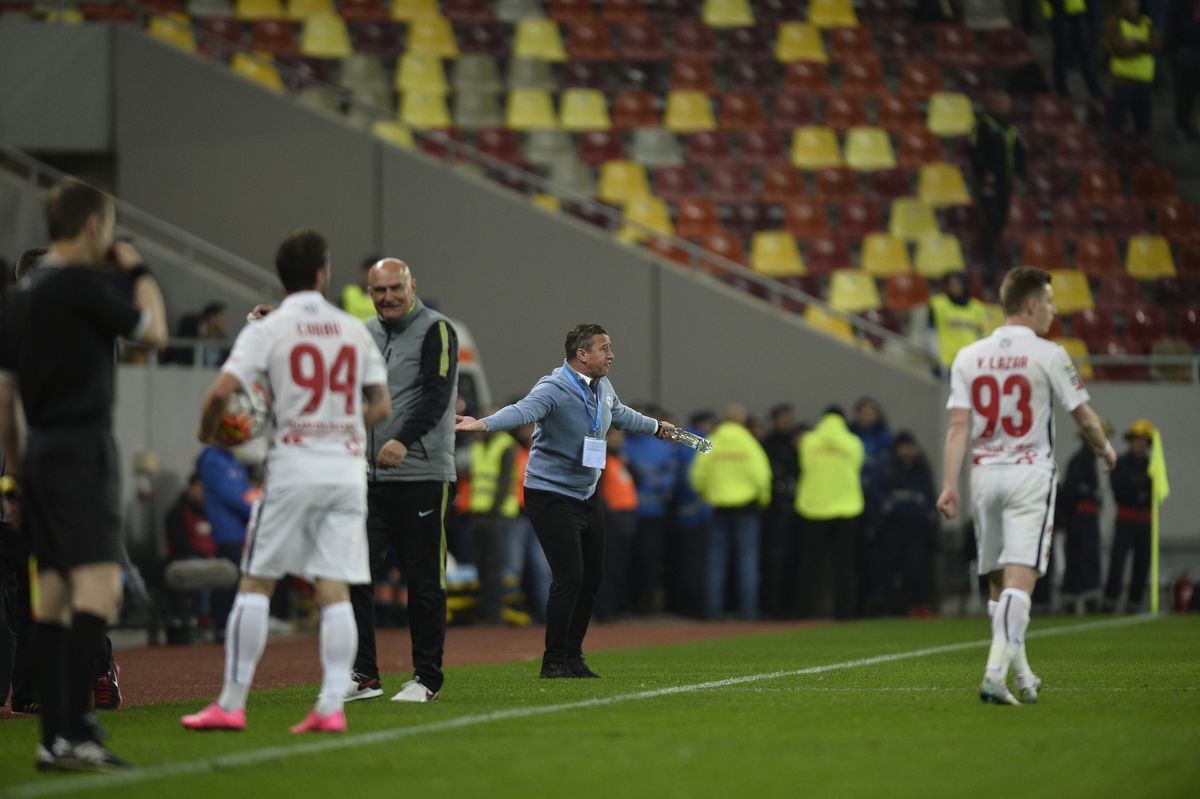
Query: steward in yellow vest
1105 0 1162 136
928 272 986 372
467 430 520 624
342 257 379 321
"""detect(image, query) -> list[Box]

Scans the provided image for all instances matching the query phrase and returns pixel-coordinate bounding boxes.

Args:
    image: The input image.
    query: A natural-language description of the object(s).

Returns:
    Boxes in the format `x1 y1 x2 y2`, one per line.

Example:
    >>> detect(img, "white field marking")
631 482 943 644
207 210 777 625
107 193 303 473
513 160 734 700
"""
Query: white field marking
4 614 1157 799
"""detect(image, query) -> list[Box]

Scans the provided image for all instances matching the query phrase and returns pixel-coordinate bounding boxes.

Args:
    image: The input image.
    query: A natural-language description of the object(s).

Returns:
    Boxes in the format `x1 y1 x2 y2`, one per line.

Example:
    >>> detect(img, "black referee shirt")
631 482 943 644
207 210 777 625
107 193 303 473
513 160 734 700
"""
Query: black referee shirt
0 264 142 430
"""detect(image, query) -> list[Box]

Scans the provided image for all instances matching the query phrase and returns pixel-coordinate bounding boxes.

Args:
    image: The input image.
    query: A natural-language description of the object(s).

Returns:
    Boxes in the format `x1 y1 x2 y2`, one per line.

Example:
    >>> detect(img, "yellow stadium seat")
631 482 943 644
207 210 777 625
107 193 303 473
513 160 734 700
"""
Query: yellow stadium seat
775 22 827 63
982 303 1005 335
44 6 85 22
927 92 975 137
147 14 197 53
888 199 939 241
750 231 806 277
844 126 896 172
664 90 715 132
560 89 612 131
702 0 755 27
791 126 843 170
391 0 441 20
300 13 351 58
396 54 448 94
400 92 452 129
372 120 415 149
804 305 856 344
506 89 558 130
914 233 965 279
1125 235 1177 279
1048 269 1095 315
407 16 459 57
532 193 562 214
808 0 858 28
231 52 285 92
287 0 334 19
618 195 674 243
1053 337 1095 379
514 18 567 61
829 270 881 313
599 160 651 205
861 233 912 277
918 162 971 206
236 0 283 20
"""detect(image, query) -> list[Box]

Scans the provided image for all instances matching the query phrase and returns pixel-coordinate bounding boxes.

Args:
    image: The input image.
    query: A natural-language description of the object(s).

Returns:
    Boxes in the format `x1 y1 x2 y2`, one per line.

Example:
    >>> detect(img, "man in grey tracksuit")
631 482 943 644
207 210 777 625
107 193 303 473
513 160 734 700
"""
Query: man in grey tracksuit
347 258 457 704
456 324 675 678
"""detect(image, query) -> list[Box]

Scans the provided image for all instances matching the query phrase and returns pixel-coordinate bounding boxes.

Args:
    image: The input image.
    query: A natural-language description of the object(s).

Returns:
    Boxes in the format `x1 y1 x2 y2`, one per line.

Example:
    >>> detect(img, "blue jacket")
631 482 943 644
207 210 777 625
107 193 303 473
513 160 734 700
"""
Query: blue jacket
481 363 659 501
625 433 679 519
197 447 254 546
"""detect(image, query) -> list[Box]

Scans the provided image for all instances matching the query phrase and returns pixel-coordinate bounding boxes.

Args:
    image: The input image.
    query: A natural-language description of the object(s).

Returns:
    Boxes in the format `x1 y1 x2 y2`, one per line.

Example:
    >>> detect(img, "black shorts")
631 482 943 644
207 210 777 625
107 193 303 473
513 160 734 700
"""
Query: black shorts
24 427 122 572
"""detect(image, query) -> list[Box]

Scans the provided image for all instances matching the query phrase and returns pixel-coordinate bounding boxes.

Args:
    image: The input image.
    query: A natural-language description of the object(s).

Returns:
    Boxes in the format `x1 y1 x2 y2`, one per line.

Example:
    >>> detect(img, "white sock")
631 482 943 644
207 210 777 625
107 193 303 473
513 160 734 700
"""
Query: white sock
985 589 1031 681
987 599 999 619
315 601 357 717
218 593 270 712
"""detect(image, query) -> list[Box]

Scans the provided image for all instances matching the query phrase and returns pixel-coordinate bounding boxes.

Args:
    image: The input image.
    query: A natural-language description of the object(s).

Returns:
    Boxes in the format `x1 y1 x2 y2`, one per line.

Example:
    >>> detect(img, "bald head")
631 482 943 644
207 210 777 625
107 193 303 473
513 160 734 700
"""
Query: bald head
723 402 747 425
368 258 417 322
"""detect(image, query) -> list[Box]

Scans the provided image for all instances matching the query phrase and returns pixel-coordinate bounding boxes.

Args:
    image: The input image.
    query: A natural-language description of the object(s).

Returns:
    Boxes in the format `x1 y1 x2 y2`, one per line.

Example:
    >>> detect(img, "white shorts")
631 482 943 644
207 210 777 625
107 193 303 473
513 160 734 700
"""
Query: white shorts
242 481 370 584
970 465 1057 577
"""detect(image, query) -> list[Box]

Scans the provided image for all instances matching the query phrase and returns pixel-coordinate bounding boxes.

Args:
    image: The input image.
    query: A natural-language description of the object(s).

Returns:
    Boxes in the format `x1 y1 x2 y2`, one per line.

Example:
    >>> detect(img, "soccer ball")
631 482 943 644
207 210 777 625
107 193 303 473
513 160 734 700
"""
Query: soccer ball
217 383 271 445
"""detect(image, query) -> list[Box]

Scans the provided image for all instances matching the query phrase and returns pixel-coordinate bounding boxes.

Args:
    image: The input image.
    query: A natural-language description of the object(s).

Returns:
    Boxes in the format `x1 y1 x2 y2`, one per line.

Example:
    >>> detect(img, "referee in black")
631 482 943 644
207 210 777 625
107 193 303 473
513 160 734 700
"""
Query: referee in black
0 178 166 771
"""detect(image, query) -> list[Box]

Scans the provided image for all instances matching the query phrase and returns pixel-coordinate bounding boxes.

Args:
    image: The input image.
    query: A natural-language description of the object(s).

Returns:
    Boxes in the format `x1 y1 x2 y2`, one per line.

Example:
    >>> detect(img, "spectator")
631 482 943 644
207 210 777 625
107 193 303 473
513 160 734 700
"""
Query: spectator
1045 0 1104 99
163 472 216 631
341 255 378 321
196 302 230 367
1166 0 1200 141
667 411 716 617
596 429 638 621
850 397 893 614
928 273 987 377
465 414 520 625
967 92 1026 279
690 403 772 620
506 421 550 623
197 446 256 636
877 432 937 615
761 404 798 617
1103 419 1155 612
1057 425 1109 613
795 406 865 619
623 407 678 615
1105 0 1162 138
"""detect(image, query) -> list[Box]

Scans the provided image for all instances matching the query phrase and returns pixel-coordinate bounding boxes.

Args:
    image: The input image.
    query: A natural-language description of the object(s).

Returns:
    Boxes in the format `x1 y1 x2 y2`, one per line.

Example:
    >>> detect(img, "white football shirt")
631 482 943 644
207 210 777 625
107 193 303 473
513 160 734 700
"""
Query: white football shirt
947 325 1089 473
223 291 387 487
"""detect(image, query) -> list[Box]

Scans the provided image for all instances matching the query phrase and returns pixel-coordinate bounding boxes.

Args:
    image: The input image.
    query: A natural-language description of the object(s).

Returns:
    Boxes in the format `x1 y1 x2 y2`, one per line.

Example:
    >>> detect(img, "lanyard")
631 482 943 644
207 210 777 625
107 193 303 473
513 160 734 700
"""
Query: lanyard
564 362 601 435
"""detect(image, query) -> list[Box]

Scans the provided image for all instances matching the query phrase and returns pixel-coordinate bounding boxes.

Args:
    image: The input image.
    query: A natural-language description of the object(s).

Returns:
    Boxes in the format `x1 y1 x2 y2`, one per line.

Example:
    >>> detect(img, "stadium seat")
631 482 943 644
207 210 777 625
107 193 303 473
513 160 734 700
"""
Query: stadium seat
611 61 658 92
805 236 854 273
1049 269 1094 314
859 307 904 349
804 305 856 344
878 25 923 63
197 16 244 58
1074 233 1122 276
250 19 298 55
561 60 608 89
388 0 438 19
1178 306 1200 349
895 130 943 169
727 202 774 237
815 167 858 202
926 92 974 137
772 93 820 130
1054 337 1095 379
284 0 328 16
740 130 787 165
442 0 490 21
548 0 594 23
702 0 754 27
861 233 912 277
917 162 970 206
756 0 805 22
399 91 451 128
524 129 573 166
762 163 805 203
560 88 611 130
549 158 597 195
829 270 881 313
1093 274 1142 310
514 19 567 61
685 131 732 165
652 165 698 199
697 230 748 270
578 130 626 165
1050 198 1092 241
1157 198 1199 242
1055 127 1103 171
1021 234 1069 271
676 197 724 238
407 16 458 56
728 60 776 94
474 127 524 164
845 127 896 172
236 0 282 19
612 91 659 128
674 18 721 60
372 120 415 148
1101 200 1151 240
506 88 558 130
984 27 1034 69
671 59 718 94
726 25 771 62
457 21 509 57
883 273 930 312
888 199 938 241
618 195 673 242
1078 166 1125 207
396 53 448 93
750 231 806 276
791 127 843 170
567 20 616 60
825 96 871 132
1152 277 1188 309
1130 164 1177 205
231 52 285 91
1070 308 1114 349
1125 304 1170 352
914 233 965 278
1093 336 1145 380
1002 195 1042 241
620 22 668 59
838 198 884 237
340 53 388 92
933 24 982 67
629 128 683 167
1126 235 1176 279
148 13 197 52
598 160 651 204
352 21 405 57
808 0 857 27
899 60 944 100
838 58 886 98
776 22 827 63
454 90 503 128
828 26 875 61
878 96 924 135
785 198 832 240
452 55 503 92
603 0 647 22
495 0 542 22
867 168 912 202
1031 95 1076 138
720 92 768 132
708 164 756 203
941 204 979 246
783 62 832 97
1181 239 1200 275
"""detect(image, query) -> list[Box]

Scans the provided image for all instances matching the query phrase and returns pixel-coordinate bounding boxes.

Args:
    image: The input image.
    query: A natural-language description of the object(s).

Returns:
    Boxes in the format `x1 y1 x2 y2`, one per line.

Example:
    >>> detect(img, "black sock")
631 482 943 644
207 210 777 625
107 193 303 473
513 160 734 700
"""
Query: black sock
32 622 67 749
65 611 107 740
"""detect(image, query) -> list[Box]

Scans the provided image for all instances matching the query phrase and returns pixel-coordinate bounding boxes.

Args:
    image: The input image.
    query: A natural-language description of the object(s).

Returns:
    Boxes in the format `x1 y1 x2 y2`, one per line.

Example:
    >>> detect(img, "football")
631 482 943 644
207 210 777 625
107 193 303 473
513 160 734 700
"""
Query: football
216 383 271 445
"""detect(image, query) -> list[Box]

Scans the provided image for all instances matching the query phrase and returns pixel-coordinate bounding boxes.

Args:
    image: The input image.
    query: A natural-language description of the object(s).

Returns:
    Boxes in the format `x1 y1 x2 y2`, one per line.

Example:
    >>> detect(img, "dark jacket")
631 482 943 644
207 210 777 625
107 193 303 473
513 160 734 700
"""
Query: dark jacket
1055 444 1102 531
1111 452 1152 511
879 454 937 530
967 112 1027 187
1165 0 1200 52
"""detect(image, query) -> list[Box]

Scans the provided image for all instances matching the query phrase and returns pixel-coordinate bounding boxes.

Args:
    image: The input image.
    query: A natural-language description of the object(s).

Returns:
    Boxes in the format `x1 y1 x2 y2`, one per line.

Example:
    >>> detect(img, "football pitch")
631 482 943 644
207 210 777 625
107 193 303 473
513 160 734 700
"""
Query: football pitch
2 614 1197 799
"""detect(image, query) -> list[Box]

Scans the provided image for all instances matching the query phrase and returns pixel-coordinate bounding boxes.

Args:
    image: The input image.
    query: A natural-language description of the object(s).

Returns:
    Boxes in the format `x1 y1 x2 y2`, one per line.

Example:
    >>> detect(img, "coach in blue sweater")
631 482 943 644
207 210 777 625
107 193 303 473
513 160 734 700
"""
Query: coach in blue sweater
456 324 674 678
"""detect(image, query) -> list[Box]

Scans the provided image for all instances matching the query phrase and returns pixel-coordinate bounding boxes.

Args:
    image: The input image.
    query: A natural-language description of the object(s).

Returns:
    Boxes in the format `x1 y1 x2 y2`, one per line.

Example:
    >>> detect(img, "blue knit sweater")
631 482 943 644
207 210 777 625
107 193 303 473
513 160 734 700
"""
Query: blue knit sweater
480 362 659 500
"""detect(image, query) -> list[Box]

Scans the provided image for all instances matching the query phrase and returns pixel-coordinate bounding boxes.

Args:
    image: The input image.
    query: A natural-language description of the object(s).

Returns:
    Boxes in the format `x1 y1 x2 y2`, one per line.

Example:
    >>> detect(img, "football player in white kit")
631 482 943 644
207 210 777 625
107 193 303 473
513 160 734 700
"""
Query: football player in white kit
937 267 1116 705
182 230 390 733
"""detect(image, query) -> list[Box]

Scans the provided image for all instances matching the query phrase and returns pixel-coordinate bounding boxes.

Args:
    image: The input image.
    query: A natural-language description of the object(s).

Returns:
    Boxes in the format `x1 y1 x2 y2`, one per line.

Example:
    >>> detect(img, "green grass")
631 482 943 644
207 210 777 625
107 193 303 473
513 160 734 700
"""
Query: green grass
3 615 1198 799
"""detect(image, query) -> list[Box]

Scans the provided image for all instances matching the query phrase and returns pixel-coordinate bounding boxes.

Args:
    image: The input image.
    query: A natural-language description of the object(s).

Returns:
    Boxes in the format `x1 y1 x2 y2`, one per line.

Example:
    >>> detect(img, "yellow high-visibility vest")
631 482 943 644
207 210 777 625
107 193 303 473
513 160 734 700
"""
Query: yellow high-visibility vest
1110 16 1155 83
468 434 519 518
795 413 865 520
1041 0 1086 19
930 294 986 370
342 285 375 321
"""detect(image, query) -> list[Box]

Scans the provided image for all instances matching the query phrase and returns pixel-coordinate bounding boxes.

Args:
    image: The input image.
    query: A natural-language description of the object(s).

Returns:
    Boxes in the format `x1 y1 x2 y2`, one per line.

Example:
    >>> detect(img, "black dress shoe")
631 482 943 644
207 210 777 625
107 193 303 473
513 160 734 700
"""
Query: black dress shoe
568 657 600 678
539 662 575 679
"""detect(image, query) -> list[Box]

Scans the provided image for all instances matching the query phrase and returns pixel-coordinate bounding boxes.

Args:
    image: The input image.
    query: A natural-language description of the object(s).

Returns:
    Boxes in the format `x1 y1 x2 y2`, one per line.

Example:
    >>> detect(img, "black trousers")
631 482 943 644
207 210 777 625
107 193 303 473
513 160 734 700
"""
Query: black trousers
978 184 1011 278
1104 521 1151 607
525 487 605 664
351 481 449 692
1172 50 1200 134
798 515 860 620
0 524 34 709
1050 13 1102 98
1061 515 1102 594
469 515 510 624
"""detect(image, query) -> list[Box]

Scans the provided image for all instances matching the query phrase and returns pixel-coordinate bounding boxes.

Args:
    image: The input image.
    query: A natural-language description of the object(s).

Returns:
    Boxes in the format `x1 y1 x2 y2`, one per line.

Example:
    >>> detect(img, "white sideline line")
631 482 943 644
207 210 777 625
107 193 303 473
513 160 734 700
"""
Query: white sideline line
4 614 1156 799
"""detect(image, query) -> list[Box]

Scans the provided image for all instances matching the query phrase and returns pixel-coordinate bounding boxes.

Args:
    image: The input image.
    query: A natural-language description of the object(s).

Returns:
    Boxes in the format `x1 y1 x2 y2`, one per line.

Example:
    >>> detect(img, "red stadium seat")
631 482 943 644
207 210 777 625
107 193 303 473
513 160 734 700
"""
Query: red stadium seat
1130 164 1178 205
567 20 616 60
1051 198 1092 241
761 163 805 203
1079 166 1125 207
1100 200 1151 239
755 0 805 22
1002 196 1042 241
1125 304 1170 352
883 273 931 312
1179 306 1200 349
340 0 388 21
1070 308 1115 349
814 167 859 203
933 25 983 67
562 60 609 89
867 168 912 202
578 130 626 164
840 57 887 98
740 130 787 165
675 197 724 238
1152 278 1188 309
719 92 768 131
984 27 1034 68
474 128 525 165
1179 238 1200 275
653 165 699 201
707 163 756 203
697 230 748 271
1093 273 1142 309
1055 126 1103 171
456 22 508 57
785 198 832 240
860 307 904 348
824 95 871 132
942 204 980 245
1074 233 1122 276
612 60 661 91
726 202 774 237
828 26 876 61
897 130 943 168
1032 95 1077 139
251 19 298 56
1094 336 1147 380
673 18 721 60
898 61 944 100
79 2 137 20
878 96 924 135
198 17 245 58
805 236 854 274
771 93 819 130
878 25 923 62
548 0 595 23
729 59 777 93
1156 198 1199 242
651 0 699 18
619 21 667 60
725 25 772 62
1021 234 1069 270
602 0 647 23
838 198 886 239
686 131 734 165
1028 166 1075 207
442 0 492 22
612 90 659 128
644 236 692 265
670 59 718 93
783 61 832 97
